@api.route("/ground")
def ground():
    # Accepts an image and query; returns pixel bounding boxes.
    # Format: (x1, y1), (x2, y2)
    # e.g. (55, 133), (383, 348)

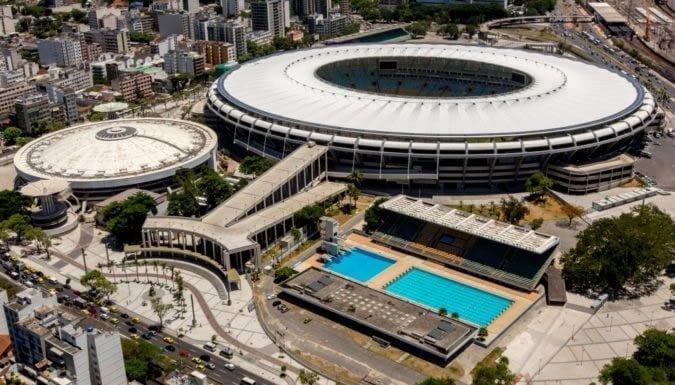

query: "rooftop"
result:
(216, 44), (643, 138)
(281, 267), (476, 359)
(380, 196), (559, 254)
(588, 2), (628, 24)
(20, 179), (70, 197)
(202, 144), (328, 227)
(14, 118), (217, 184)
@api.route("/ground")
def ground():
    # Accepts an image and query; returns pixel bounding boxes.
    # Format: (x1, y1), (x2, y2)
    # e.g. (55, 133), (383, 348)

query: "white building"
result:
(182, 0), (200, 13)
(0, 69), (25, 87)
(38, 38), (84, 67)
(247, 29), (273, 45)
(0, 81), (34, 114)
(0, 5), (16, 36)
(0, 45), (22, 71)
(0, 289), (127, 385)
(150, 34), (178, 57)
(88, 7), (122, 29)
(49, 66), (94, 91)
(220, 0), (245, 17)
(164, 50), (204, 76)
(250, 0), (285, 37)
(225, 20), (247, 57)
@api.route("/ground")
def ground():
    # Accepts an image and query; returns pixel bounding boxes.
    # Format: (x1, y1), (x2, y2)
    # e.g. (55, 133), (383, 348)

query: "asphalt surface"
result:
(551, 0), (673, 115)
(0, 261), (276, 385)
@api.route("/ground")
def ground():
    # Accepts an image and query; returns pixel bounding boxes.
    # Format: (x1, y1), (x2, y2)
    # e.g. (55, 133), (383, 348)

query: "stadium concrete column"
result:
(209, 148), (217, 169)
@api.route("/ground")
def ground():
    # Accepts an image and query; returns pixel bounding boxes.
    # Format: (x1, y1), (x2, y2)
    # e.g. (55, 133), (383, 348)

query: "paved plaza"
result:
(503, 276), (674, 385)
(16, 223), (323, 385)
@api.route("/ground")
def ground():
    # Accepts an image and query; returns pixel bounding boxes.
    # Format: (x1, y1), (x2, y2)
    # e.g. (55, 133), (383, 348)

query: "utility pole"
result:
(81, 248), (88, 273)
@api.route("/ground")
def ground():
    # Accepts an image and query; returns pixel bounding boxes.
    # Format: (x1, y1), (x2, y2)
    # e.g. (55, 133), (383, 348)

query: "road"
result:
(550, 0), (673, 115)
(0, 258), (277, 385)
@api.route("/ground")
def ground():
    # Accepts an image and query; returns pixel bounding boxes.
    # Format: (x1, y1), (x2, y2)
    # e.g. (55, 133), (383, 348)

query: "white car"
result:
(224, 363), (236, 371)
(205, 362), (215, 370)
(266, 294), (276, 300)
(100, 313), (111, 321)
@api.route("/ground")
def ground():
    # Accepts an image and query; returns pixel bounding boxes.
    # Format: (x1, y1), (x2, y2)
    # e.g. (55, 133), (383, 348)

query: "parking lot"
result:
(634, 132), (675, 190)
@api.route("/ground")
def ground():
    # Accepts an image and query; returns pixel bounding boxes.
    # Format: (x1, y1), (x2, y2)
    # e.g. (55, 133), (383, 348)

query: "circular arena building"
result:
(207, 44), (659, 192)
(14, 118), (218, 200)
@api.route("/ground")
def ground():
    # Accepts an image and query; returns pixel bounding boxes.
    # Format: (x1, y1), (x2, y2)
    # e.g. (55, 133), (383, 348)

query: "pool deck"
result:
(296, 233), (542, 343)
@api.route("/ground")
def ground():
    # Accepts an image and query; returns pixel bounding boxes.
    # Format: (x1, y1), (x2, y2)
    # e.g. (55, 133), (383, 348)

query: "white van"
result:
(99, 307), (110, 315)
(203, 342), (217, 352)
(240, 377), (256, 385)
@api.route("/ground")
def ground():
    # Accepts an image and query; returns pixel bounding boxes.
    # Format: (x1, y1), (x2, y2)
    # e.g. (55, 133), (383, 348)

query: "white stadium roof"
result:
(14, 118), (217, 188)
(217, 44), (644, 138)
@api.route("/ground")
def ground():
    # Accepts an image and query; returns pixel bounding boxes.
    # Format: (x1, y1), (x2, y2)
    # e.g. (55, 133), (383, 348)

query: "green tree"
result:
(464, 24), (478, 37)
(150, 297), (173, 331)
(561, 204), (675, 292)
(70, 8), (87, 23)
(298, 369), (319, 385)
(364, 197), (388, 230)
(129, 31), (153, 43)
(15, 137), (34, 147)
(472, 356), (515, 385)
(417, 378), (455, 385)
(102, 193), (157, 245)
(2, 127), (22, 145)
(561, 204), (585, 226)
(0, 190), (31, 221)
(293, 204), (326, 235)
(196, 169), (233, 207)
(124, 358), (149, 382)
(442, 23), (460, 39)
(167, 191), (198, 217)
(274, 266), (297, 283)
(525, 171), (553, 201)
(599, 358), (651, 385)
(347, 170), (364, 187)
(80, 270), (117, 301)
(529, 217), (544, 230)
(238, 155), (276, 176)
(499, 196), (529, 224)
(121, 338), (167, 381)
(633, 329), (674, 375)
(406, 21), (429, 37)
(1, 214), (32, 242)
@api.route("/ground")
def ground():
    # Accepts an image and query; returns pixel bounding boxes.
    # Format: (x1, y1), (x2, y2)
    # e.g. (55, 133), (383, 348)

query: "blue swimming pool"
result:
(385, 268), (512, 327)
(323, 248), (395, 282)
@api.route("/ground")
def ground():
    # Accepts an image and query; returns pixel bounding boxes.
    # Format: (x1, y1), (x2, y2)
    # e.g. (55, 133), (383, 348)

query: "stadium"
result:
(207, 43), (659, 192)
(13, 118), (218, 200)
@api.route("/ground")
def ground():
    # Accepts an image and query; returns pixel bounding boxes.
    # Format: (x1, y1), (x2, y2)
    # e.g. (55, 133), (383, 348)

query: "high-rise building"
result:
(0, 70), (25, 87)
(37, 37), (84, 66)
(15, 94), (51, 133)
(87, 8), (122, 30)
(195, 41), (236, 65)
(164, 50), (204, 76)
(251, 0), (285, 37)
(49, 66), (93, 91)
(182, 0), (200, 13)
(225, 20), (247, 57)
(0, 5), (15, 36)
(84, 29), (129, 53)
(47, 86), (79, 123)
(308, 12), (345, 37)
(220, 0), (245, 17)
(150, 34), (178, 56)
(0, 81), (34, 114)
(1, 289), (127, 385)
(111, 72), (153, 102)
(158, 12), (193, 38)
(0, 45), (21, 71)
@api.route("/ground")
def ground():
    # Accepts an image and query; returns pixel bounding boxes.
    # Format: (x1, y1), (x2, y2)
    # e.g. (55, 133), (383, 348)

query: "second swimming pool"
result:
(323, 247), (395, 282)
(385, 268), (513, 327)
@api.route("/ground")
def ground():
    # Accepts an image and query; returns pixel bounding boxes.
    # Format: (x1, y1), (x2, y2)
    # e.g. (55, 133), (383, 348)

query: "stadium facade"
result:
(206, 44), (660, 192)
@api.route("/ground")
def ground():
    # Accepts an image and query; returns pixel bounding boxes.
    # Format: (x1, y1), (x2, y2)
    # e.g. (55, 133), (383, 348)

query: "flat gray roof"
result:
(202, 144), (327, 227)
(588, 2), (628, 23)
(282, 267), (476, 360)
(144, 181), (345, 252)
(380, 195), (559, 254)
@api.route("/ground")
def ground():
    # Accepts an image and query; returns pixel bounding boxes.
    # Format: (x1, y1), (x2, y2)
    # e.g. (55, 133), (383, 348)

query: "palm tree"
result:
(170, 266), (176, 290)
(143, 260), (148, 276)
(108, 261), (117, 283)
(152, 260), (159, 283)
(134, 258), (140, 281)
(118, 261), (128, 283)
(347, 170), (364, 187)
(161, 262), (168, 285)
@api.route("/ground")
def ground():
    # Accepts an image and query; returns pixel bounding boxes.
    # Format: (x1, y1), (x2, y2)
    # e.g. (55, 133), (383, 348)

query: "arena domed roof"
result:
(14, 119), (218, 191)
(214, 43), (645, 138)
